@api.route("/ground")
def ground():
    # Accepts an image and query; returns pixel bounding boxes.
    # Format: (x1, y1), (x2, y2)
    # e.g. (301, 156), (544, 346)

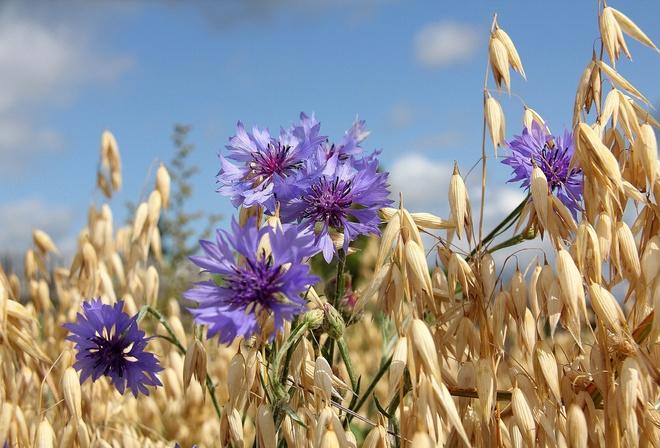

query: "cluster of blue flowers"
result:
(63, 113), (391, 399)
(186, 113), (391, 342)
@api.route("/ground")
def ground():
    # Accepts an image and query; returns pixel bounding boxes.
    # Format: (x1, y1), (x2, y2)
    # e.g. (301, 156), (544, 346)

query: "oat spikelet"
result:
(156, 163), (171, 209)
(511, 386), (536, 446)
(615, 221), (641, 281)
(494, 26), (525, 79)
(475, 358), (495, 423)
(530, 164), (549, 227)
(485, 93), (506, 152)
(600, 7), (630, 64)
(33, 229), (58, 255)
(489, 32), (511, 92)
(597, 60), (650, 105)
(567, 404), (588, 448)
(588, 282), (626, 334)
(449, 162), (470, 240)
(405, 239), (433, 295)
(62, 367), (82, 420)
(523, 106), (547, 132)
(36, 418), (55, 448)
(638, 123), (657, 186)
(609, 7), (658, 52)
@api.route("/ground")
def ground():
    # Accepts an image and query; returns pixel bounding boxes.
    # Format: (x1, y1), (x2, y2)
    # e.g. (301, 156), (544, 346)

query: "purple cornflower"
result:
(326, 117), (370, 160)
(502, 122), (583, 216)
(217, 113), (326, 212)
(64, 299), (162, 397)
(184, 218), (319, 344)
(282, 151), (392, 262)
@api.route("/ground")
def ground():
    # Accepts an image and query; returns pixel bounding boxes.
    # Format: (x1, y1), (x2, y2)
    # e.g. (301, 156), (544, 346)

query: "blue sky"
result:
(1, 0), (658, 256)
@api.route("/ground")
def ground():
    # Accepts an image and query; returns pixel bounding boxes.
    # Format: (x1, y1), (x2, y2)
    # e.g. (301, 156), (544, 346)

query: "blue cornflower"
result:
(281, 151), (392, 262)
(63, 299), (162, 397)
(184, 218), (319, 344)
(326, 117), (370, 160)
(217, 113), (326, 212)
(502, 122), (583, 216)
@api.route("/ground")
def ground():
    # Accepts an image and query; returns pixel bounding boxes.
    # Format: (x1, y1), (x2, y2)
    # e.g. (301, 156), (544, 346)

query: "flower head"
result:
(64, 299), (162, 397)
(281, 152), (391, 262)
(184, 218), (319, 344)
(326, 117), (370, 159)
(502, 122), (583, 216)
(217, 113), (326, 212)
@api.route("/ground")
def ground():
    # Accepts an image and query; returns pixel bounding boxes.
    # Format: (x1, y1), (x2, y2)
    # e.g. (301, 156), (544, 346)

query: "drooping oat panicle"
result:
(494, 26), (525, 79)
(600, 6), (631, 64)
(601, 6), (658, 65)
(488, 21), (525, 93)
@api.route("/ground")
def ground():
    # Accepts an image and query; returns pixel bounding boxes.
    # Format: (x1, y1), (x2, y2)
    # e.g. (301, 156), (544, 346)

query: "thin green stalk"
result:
(468, 195), (529, 261)
(334, 249), (347, 307)
(337, 338), (359, 392)
(337, 336), (360, 427)
(274, 321), (309, 387)
(140, 305), (222, 420)
(347, 353), (393, 423)
(325, 249), (347, 362)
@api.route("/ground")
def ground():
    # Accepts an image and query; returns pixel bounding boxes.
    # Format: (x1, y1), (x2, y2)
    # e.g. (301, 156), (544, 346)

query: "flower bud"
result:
(322, 304), (345, 339)
(303, 309), (324, 330)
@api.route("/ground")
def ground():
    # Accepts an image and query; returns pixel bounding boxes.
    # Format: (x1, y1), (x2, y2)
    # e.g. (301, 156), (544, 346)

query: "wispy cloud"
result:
(414, 21), (481, 68)
(389, 153), (451, 213)
(171, 0), (394, 29)
(0, 3), (132, 174)
(0, 198), (75, 256)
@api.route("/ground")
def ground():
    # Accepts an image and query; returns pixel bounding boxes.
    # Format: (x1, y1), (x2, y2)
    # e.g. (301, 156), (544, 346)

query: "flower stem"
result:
(347, 353), (393, 423)
(334, 249), (347, 307)
(336, 336), (360, 427)
(140, 305), (222, 420)
(272, 320), (310, 387)
(468, 194), (529, 261)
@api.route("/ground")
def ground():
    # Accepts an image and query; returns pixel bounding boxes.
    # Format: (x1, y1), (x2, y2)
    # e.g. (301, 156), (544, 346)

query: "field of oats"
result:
(1, 2), (659, 447)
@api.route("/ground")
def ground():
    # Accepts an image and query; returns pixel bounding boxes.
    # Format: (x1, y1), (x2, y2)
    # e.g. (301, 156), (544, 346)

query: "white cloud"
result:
(0, 198), (75, 256)
(414, 21), (480, 68)
(481, 187), (526, 221)
(389, 153), (451, 213)
(0, 5), (132, 173)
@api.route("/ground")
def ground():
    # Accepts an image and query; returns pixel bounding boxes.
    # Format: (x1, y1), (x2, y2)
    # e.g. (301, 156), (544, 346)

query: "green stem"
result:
(337, 336), (360, 428)
(141, 305), (222, 420)
(337, 338), (359, 392)
(271, 320), (310, 431)
(347, 353), (393, 423)
(271, 321), (310, 386)
(468, 195), (529, 260)
(325, 249), (347, 362)
(277, 321), (308, 386)
(334, 249), (347, 307)
(485, 232), (528, 254)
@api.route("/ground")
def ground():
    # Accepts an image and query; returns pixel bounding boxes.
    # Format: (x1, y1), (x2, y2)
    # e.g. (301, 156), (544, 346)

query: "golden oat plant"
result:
(0, 1), (658, 447)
